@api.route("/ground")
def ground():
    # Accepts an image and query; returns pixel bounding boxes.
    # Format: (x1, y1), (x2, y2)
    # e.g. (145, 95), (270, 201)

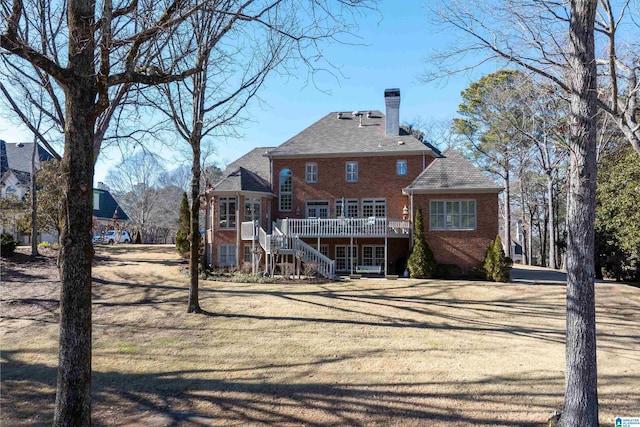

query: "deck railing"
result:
(275, 217), (410, 238)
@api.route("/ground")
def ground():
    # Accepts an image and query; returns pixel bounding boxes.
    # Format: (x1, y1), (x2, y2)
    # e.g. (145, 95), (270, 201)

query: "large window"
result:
(362, 245), (385, 266)
(335, 199), (359, 217)
(345, 162), (358, 182)
(305, 163), (318, 183)
(218, 244), (236, 266)
(279, 169), (292, 211)
(218, 197), (237, 229)
(430, 200), (476, 230)
(306, 200), (329, 218)
(396, 160), (407, 176)
(362, 199), (386, 217)
(244, 197), (261, 222)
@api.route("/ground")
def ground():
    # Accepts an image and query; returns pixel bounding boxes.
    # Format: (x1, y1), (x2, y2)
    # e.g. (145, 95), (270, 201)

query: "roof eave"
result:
(403, 187), (504, 195)
(267, 148), (432, 159)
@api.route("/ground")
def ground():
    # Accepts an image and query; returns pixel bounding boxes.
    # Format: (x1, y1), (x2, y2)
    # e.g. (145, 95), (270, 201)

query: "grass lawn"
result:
(1, 245), (639, 426)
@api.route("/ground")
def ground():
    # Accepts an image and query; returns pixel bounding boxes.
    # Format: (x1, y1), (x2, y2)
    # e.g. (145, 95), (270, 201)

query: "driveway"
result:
(510, 264), (608, 285)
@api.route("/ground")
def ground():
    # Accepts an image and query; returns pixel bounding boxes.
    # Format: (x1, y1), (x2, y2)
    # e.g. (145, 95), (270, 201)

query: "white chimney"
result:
(384, 88), (400, 136)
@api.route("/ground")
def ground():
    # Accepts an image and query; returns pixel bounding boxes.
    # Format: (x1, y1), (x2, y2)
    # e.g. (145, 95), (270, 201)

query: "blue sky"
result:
(0, 1), (493, 183)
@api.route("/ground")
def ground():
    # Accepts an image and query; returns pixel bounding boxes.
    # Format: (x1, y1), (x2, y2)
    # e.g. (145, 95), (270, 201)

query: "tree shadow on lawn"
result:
(3, 348), (639, 427)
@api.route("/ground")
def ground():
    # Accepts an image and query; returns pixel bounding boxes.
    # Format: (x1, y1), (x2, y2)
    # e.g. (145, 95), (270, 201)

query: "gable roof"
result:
(93, 188), (129, 221)
(1, 140), (54, 186)
(404, 150), (503, 194)
(211, 147), (274, 194)
(266, 111), (434, 158)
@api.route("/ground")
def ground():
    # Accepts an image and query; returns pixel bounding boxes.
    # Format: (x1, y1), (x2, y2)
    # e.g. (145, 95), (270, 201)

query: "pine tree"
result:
(407, 208), (437, 278)
(175, 192), (190, 256)
(483, 235), (511, 282)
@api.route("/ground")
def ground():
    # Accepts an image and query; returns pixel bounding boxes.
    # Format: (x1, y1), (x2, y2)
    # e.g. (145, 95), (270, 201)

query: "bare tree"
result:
(1, 0), (207, 423)
(105, 150), (165, 242)
(424, 0), (640, 157)
(424, 1), (601, 423)
(148, 0), (377, 313)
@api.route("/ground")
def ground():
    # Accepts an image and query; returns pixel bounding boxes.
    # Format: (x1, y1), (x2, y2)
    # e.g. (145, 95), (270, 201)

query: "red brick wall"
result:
(271, 154), (431, 218)
(412, 192), (499, 271)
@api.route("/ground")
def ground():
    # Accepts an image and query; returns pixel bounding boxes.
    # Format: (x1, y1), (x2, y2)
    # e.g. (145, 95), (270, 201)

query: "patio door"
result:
(306, 201), (329, 218)
(335, 245), (357, 272)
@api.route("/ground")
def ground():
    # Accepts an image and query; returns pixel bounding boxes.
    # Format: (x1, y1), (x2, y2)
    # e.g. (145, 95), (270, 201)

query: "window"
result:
(218, 244), (236, 266)
(244, 197), (261, 222)
(93, 192), (100, 210)
(306, 200), (329, 218)
(279, 169), (292, 211)
(362, 245), (385, 266)
(218, 197), (237, 229)
(345, 162), (358, 182)
(305, 163), (318, 183)
(243, 245), (252, 263)
(396, 160), (407, 176)
(335, 199), (359, 217)
(362, 199), (386, 217)
(430, 200), (476, 230)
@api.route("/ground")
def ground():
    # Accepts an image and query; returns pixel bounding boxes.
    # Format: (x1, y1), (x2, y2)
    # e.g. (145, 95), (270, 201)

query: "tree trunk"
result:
(30, 139), (39, 258)
(187, 140), (202, 313)
(503, 171), (512, 257)
(559, 0), (599, 425)
(547, 172), (557, 269)
(52, 0), (96, 424)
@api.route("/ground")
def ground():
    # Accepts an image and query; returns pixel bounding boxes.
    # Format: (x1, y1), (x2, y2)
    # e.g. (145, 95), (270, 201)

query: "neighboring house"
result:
(1, 139), (54, 242)
(1, 140), (53, 200)
(204, 89), (502, 278)
(92, 188), (129, 234)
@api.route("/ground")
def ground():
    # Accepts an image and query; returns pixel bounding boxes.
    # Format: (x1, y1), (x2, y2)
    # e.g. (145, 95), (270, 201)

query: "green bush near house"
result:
(1, 233), (18, 257)
(482, 235), (512, 282)
(407, 208), (437, 279)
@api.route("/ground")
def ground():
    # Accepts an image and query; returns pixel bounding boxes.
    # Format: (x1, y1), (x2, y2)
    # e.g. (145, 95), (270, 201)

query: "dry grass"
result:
(2, 245), (639, 426)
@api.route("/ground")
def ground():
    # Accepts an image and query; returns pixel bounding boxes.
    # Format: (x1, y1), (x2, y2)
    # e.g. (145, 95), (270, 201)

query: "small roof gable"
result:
(266, 111), (433, 158)
(404, 149), (503, 194)
(213, 167), (272, 194)
(93, 188), (129, 221)
(1, 140), (53, 176)
(221, 147), (273, 184)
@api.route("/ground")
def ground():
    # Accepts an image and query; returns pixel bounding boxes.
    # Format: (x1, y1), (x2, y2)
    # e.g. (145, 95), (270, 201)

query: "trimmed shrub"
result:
(482, 235), (512, 282)
(1, 233), (18, 257)
(407, 208), (437, 278)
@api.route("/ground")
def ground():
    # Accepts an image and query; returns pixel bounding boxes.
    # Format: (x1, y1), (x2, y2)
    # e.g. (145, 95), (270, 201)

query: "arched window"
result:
(279, 169), (292, 211)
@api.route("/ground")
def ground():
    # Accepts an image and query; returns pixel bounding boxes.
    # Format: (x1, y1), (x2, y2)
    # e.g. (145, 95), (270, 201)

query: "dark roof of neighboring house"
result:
(211, 147), (274, 194)
(1, 140), (54, 186)
(93, 188), (129, 221)
(266, 111), (434, 158)
(404, 149), (503, 193)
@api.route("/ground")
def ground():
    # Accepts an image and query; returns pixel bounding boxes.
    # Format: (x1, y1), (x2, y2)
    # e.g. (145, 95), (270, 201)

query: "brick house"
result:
(204, 89), (502, 277)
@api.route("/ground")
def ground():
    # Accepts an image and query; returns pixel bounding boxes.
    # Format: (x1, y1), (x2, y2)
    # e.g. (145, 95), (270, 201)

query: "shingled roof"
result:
(404, 150), (502, 194)
(267, 111), (434, 158)
(93, 188), (129, 221)
(212, 147), (274, 194)
(1, 140), (54, 186)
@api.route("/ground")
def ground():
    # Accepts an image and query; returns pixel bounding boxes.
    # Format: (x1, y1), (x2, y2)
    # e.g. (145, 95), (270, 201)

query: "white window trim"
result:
(218, 244), (236, 266)
(430, 199), (477, 231)
(345, 162), (358, 183)
(396, 160), (407, 176)
(305, 162), (318, 183)
(219, 197), (237, 230)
